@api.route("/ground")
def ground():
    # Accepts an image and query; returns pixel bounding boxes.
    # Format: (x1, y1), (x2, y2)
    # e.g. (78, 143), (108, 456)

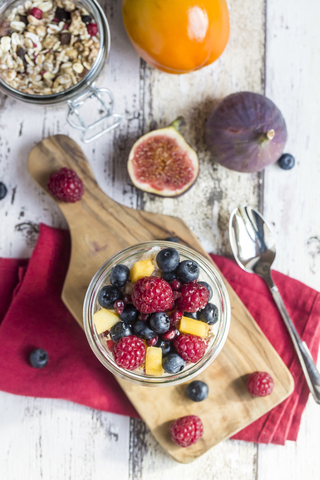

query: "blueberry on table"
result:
(176, 260), (199, 283)
(110, 264), (130, 287)
(29, 349), (49, 369)
(98, 285), (123, 308)
(163, 353), (185, 374)
(149, 312), (170, 334)
(120, 304), (139, 323)
(278, 153), (295, 170)
(156, 247), (180, 272)
(110, 322), (133, 342)
(197, 281), (213, 301)
(0, 182), (7, 200)
(161, 270), (177, 282)
(186, 380), (209, 402)
(165, 237), (179, 243)
(156, 339), (171, 356)
(133, 320), (157, 340)
(198, 303), (219, 325)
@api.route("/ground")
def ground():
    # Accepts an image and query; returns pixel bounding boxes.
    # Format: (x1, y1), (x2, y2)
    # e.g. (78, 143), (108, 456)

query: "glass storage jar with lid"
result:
(0, 0), (121, 142)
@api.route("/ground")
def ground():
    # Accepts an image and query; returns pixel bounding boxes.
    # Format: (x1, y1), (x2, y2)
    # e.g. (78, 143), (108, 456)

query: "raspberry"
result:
(246, 371), (274, 397)
(47, 167), (84, 203)
(132, 277), (173, 314)
(29, 7), (43, 19)
(113, 335), (146, 371)
(173, 334), (207, 363)
(87, 23), (98, 36)
(170, 415), (204, 448)
(176, 282), (209, 312)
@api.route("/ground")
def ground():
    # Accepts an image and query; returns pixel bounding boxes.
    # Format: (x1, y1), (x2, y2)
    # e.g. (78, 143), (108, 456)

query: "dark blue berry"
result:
(278, 153), (295, 170)
(54, 7), (70, 21)
(81, 14), (92, 24)
(156, 339), (171, 356)
(120, 304), (139, 323)
(186, 381), (209, 402)
(197, 281), (213, 300)
(0, 182), (7, 200)
(184, 311), (199, 320)
(163, 353), (185, 374)
(198, 303), (219, 325)
(149, 312), (170, 334)
(156, 248), (180, 272)
(176, 260), (199, 283)
(98, 285), (123, 308)
(165, 237), (179, 243)
(161, 270), (177, 282)
(110, 322), (132, 342)
(110, 264), (130, 287)
(133, 320), (157, 340)
(29, 349), (49, 369)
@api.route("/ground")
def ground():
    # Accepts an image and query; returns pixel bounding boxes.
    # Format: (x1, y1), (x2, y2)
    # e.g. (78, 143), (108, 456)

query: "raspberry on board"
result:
(113, 335), (146, 371)
(131, 276), (174, 314)
(47, 167), (84, 203)
(170, 415), (204, 447)
(246, 371), (274, 397)
(176, 282), (209, 313)
(173, 334), (207, 363)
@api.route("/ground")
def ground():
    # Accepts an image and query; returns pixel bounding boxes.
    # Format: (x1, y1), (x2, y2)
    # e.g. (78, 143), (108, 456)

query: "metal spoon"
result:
(229, 205), (320, 404)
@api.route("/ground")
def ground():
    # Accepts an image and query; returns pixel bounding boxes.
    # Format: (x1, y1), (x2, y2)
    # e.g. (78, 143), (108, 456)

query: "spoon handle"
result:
(270, 285), (320, 404)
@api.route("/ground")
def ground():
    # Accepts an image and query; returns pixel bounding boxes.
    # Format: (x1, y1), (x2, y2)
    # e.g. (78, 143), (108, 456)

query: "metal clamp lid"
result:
(67, 85), (122, 143)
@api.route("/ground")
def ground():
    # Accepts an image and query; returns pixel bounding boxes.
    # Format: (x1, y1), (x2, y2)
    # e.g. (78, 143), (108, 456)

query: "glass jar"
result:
(83, 241), (231, 387)
(0, 0), (121, 142)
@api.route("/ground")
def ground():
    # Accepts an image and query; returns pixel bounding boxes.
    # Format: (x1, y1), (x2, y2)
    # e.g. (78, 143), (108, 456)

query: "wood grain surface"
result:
(28, 134), (294, 463)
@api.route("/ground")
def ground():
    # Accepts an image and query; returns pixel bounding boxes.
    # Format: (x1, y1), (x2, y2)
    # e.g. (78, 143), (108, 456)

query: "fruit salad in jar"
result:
(86, 242), (229, 383)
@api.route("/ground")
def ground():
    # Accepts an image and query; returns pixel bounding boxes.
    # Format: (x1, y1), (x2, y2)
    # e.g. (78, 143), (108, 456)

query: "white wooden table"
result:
(1, 1), (320, 478)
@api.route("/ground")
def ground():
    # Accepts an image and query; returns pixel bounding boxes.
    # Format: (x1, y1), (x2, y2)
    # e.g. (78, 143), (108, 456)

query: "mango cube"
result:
(145, 347), (163, 376)
(179, 316), (210, 338)
(130, 259), (154, 283)
(93, 308), (120, 335)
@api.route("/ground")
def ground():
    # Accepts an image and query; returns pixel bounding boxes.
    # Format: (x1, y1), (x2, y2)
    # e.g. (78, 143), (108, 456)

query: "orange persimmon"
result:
(122, 0), (230, 74)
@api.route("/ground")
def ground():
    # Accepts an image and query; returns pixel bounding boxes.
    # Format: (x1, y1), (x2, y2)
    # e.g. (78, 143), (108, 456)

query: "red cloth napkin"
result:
(0, 224), (320, 445)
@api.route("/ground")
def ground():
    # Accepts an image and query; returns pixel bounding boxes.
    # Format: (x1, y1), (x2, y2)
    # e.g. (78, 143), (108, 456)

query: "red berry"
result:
(170, 415), (204, 448)
(132, 277), (173, 314)
(169, 308), (183, 326)
(176, 282), (209, 312)
(173, 334), (207, 363)
(162, 327), (179, 342)
(114, 300), (125, 315)
(147, 335), (158, 346)
(107, 339), (114, 351)
(47, 167), (84, 203)
(123, 294), (132, 304)
(87, 23), (98, 36)
(170, 279), (182, 291)
(246, 371), (274, 397)
(113, 335), (146, 371)
(29, 7), (43, 19)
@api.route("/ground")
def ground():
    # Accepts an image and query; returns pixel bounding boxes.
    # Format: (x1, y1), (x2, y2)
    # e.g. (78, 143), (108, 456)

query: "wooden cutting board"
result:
(28, 135), (294, 463)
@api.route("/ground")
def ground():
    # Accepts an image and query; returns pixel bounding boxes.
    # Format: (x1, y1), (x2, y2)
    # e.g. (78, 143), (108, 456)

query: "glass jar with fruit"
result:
(83, 241), (231, 387)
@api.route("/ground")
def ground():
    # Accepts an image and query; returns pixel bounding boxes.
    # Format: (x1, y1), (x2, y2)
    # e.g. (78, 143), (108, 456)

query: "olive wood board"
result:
(28, 135), (294, 464)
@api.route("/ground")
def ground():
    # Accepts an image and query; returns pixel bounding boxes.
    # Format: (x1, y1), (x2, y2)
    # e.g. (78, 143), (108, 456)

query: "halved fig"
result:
(127, 118), (199, 197)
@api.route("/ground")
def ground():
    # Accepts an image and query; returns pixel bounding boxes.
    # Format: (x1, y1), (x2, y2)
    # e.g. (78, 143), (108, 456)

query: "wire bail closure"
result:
(67, 85), (122, 143)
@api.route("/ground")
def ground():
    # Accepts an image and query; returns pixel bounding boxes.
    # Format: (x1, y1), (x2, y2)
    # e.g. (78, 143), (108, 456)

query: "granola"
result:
(0, 0), (100, 95)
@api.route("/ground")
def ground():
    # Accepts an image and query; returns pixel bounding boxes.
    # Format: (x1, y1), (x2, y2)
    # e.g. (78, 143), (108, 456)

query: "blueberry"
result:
(198, 281), (213, 300)
(29, 349), (49, 369)
(278, 153), (295, 170)
(161, 270), (177, 282)
(163, 353), (185, 374)
(198, 303), (219, 325)
(0, 182), (7, 200)
(82, 15), (92, 24)
(165, 237), (179, 243)
(110, 264), (130, 287)
(110, 322), (132, 342)
(98, 285), (123, 308)
(133, 320), (157, 340)
(149, 312), (170, 334)
(54, 7), (70, 21)
(156, 339), (171, 356)
(156, 248), (180, 272)
(186, 381), (209, 402)
(184, 311), (199, 319)
(120, 304), (139, 323)
(176, 260), (199, 283)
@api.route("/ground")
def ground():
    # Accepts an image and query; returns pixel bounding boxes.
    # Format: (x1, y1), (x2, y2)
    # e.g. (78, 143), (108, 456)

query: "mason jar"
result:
(83, 241), (231, 387)
(0, 0), (121, 142)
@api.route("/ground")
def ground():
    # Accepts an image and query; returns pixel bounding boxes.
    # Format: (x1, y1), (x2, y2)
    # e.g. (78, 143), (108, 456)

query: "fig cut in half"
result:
(128, 118), (199, 197)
